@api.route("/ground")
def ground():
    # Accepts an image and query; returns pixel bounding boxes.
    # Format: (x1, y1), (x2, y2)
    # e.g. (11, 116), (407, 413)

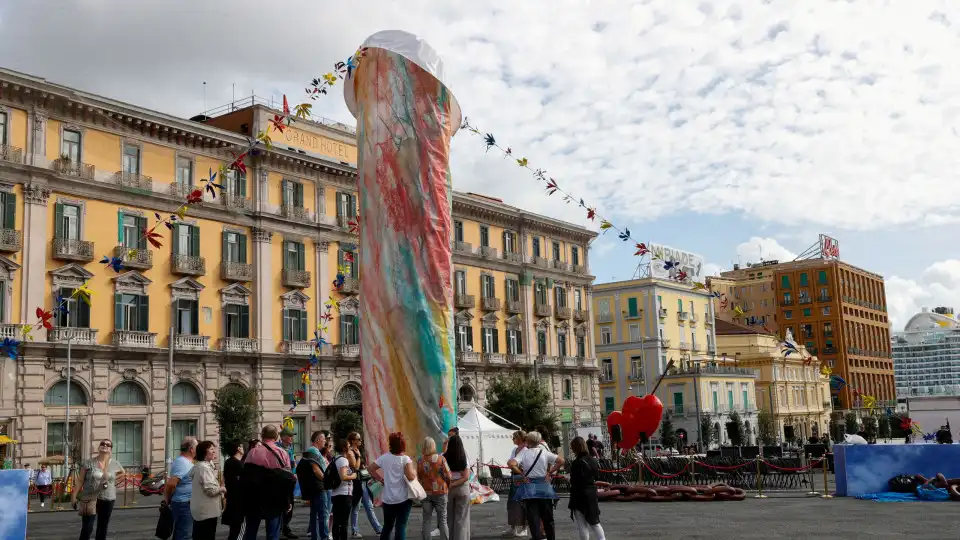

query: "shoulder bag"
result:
(404, 457), (427, 502)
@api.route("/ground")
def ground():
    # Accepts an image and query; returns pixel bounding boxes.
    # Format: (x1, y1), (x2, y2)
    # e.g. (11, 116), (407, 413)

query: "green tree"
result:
(756, 409), (776, 446)
(862, 416), (878, 441)
(845, 412), (860, 435)
(659, 416), (677, 450)
(699, 413), (714, 449)
(212, 385), (260, 450)
(726, 411), (746, 446)
(486, 375), (558, 439)
(878, 414), (891, 440)
(331, 409), (363, 443)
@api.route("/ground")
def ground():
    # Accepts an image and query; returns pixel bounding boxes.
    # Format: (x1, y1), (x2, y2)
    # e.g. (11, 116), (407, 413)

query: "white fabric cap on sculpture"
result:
(343, 29), (462, 131)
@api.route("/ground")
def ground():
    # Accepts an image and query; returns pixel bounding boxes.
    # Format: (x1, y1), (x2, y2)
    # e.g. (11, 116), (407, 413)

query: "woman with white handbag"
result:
(369, 432), (420, 540)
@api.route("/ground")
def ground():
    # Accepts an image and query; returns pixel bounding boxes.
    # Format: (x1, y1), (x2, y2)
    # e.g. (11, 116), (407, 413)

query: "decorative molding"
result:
(556, 320), (570, 333)
(118, 207), (145, 217)
(481, 312), (499, 329)
(252, 227), (273, 243)
(220, 282), (252, 306)
(60, 366), (79, 380)
(24, 184), (51, 205)
(535, 318), (551, 330)
(317, 241), (330, 253)
(49, 262), (91, 289)
(222, 225), (245, 234)
(574, 322), (588, 337)
(228, 371), (246, 384)
(339, 296), (359, 316)
(170, 276), (205, 301)
(113, 270), (152, 295)
(505, 315), (523, 330)
(281, 289), (310, 310)
(122, 368), (139, 381)
(454, 309), (474, 326)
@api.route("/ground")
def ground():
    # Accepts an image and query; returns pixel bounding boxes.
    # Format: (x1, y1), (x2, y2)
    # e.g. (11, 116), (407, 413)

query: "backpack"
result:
(323, 457), (342, 491)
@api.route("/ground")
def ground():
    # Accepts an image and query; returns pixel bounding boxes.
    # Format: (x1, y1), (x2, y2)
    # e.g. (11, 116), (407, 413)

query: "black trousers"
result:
(193, 517), (219, 540)
(78, 499), (115, 540)
(524, 498), (555, 540)
(283, 492), (294, 532)
(226, 520), (245, 540)
(332, 495), (352, 540)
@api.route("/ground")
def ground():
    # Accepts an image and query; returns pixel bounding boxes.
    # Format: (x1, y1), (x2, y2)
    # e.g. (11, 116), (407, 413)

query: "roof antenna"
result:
(202, 82), (206, 113)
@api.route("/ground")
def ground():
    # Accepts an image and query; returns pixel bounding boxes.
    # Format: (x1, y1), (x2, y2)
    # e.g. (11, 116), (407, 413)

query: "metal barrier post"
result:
(638, 456), (644, 486)
(131, 474), (138, 506)
(753, 457), (767, 499)
(122, 475), (129, 508)
(806, 454), (819, 496)
(689, 457), (695, 485)
(820, 457), (833, 498)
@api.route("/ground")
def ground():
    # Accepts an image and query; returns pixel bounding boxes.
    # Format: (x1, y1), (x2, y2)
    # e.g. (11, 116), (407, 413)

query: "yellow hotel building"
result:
(0, 68), (599, 469)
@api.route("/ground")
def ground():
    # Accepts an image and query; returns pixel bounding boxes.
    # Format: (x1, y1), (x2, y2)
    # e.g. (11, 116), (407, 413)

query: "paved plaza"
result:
(25, 495), (960, 539)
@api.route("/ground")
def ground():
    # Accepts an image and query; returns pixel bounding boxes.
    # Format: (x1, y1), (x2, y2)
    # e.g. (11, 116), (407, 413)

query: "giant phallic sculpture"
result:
(345, 30), (462, 459)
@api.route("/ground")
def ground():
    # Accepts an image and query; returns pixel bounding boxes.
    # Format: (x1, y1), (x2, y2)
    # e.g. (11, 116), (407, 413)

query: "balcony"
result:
(624, 310), (642, 320)
(677, 311), (689, 321)
(484, 353), (506, 364)
(334, 344), (360, 358)
(47, 327), (98, 345)
(799, 297), (813, 305)
(573, 264), (586, 274)
(535, 303), (552, 318)
(481, 297), (501, 311)
(551, 260), (569, 271)
(457, 351), (482, 364)
(537, 355), (558, 366)
(573, 309), (589, 322)
(780, 299), (794, 306)
(530, 256), (548, 268)
(561, 356), (578, 367)
(115, 171), (153, 191)
(0, 145), (22, 164)
(599, 373), (614, 383)
(174, 334), (210, 351)
(281, 204), (313, 223)
(507, 354), (532, 365)
(581, 357), (598, 368)
(454, 293), (475, 309)
(818, 295), (833, 303)
(112, 330), (157, 348)
(53, 238), (94, 262)
(0, 229), (22, 252)
(453, 241), (472, 254)
(341, 276), (360, 294)
(281, 341), (317, 355)
(220, 261), (254, 281)
(660, 339), (671, 348)
(52, 159), (94, 180)
(479, 246), (498, 259)
(169, 182), (195, 198)
(667, 406), (686, 417)
(597, 313), (613, 323)
(171, 254), (206, 276)
(502, 251), (522, 263)
(807, 346), (819, 355)
(658, 308), (668, 319)
(282, 269), (311, 289)
(221, 192), (252, 211)
(220, 337), (258, 353)
(506, 299), (522, 314)
(0, 324), (18, 339)
(113, 246), (152, 270)
(679, 342), (691, 351)
(555, 306), (572, 319)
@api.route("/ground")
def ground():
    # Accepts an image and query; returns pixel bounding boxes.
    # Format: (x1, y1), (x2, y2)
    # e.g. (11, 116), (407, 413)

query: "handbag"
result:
(512, 450), (557, 502)
(406, 477), (427, 502)
(76, 499), (97, 517)
(155, 503), (174, 539)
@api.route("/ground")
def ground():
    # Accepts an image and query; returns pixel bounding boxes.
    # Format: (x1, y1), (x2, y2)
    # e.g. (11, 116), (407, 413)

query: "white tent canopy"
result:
(457, 406), (516, 477)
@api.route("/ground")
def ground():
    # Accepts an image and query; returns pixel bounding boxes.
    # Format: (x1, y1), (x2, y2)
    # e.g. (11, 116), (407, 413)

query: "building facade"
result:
(714, 320), (832, 442)
(712, 258), (894, 409)
(893, 307), (960, 398)
(0, 68), (599, 470)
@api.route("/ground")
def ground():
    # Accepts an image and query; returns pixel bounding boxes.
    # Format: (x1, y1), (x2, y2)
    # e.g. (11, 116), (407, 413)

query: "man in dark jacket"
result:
(241, 425), (295, 540)
(297, 431), (329, 540)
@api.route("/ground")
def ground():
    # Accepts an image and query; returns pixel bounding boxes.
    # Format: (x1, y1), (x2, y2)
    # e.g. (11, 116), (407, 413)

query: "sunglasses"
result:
(100, 442), (112, 448)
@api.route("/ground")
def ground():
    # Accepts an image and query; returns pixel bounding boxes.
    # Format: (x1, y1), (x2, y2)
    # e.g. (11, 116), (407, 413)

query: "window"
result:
(290, 417), (306, 456)
(537, 331), (547, 355)
(455, 270), (466, 296)
(507, 329), (523, 354)
(283, 309), (308, 341)
(557, 333), (567, 356)
(742, 383), (750, 409)
(45, 381), (88, 406)
(46, 421), (82, 461)
(62, 129), (82, 164)
(781, 275), (791, 289)
(172, 382), (201, 405)
(535, 281), (548, 305)
(598, 299), (611, 321)
(627, 297), (639, 318)
(601, 359), (613, 381)
(657, 295), (663, 310)
(691, 329), (697, 350)
(532, 237), (541, 258)
(481, 274), (496, 298)
(505, 278), (519, 302)
(580, 377), (590, 399)
(631, 356), (643, 380)
(0, 112), (5, 145)
(479, 225), (489, 247)
(122, 143), (140, 175)
(174, 223), (199, 256)
(727, 384), (734, 409)
(673, 392), (683, 413)
(119, 213), (147, 250)
(456, 324), (473, 352)
(576, 335), (585, 357)
(56, 287), (90, 328)
(555, 286), (567, 308)
(282, 370), (302, 405)
(824, 323), (833, 336)
(176, 299), (198, 335)
(600, 327), (611, 345)
(783, 292), (792, 304)
(110, 382), (147, 405)
(799, 273), (808, 286)
(552, 242), (561, 260)
(454, 221), (463, 242)
(336, 192), (356, 218)
(711, 384), (719, 411)
(605, 396), (615, 414)
(170, 420), (198, 459)
(176, 157), (193, 187)
(337, 249), (358, 278)
(563, 378), (572, 399)
(54, 202), (80, 241)
(481, 327), (499, 353)
(822, 307), (831, 316)
(574, 289), (582, 310)
(819, 287), (828, 299)
(571, 247), (580, 267)
(677, 298), (683, 312)
(802, 308), (811, 317)
(225, 169), (247, 196)
(112, 420), (144, 467)
(503, 231), (515, 253)
(115, 293), (149, 332)
(784, 310), (792, 319)
(282, 179), (305, 208)
(340, 315), (359, 345)
(629, 323), (641, 342)
(223, 232), (247, 263)
(224, 303), (250, 338)
(802, 324), (813, 338)
(818, 271), (828, 284)
(285, 241), (306, 272)
(689, 300), (695, 315)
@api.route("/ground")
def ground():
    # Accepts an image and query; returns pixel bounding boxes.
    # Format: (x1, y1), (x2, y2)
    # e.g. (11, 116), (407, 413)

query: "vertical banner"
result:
(346, 30), (461, 460)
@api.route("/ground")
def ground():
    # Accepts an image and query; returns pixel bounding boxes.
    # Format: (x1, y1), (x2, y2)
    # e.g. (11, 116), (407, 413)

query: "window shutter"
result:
(282, 309), (291, 341)
(340, 318), (347, 344)
(114, 293), (123, 330)
(517, 330), (523, 354)
(237, 173), (247, 197)
(493, 329), (499, 353)
(295, 183), (304, 207)
(137, 216), (147, 249)
(282, 180), (290, 207)
(350, 252), (358, 277)
(299, 309), (308, 341)
(2, 192), (14, 230)
(282, 241), (290, 270)
(466, 326), (473, 348)
(239, 234), (247, 263)
(190, 225), (200, 256)
(348, 194), (356, 217)
(239, 305), (250, 338)
(172, 223), (181, 255)
(502, 231), (507, 252)
(117, 211), (125, 244)
(221, 232), (228, 261)
(137, 295), (149, 331)
(455, 327), (463, 352)
(297, 242), (305, 270)
(78, 295), (90, 328)
(190, 300), (199, 335)
(54, 203), (64, 239)
(335, 192), (343, 216)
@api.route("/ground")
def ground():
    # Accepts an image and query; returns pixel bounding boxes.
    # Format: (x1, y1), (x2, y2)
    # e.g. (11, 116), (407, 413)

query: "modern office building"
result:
(893, 307), (960, 398)
(0, 67), (599, 469)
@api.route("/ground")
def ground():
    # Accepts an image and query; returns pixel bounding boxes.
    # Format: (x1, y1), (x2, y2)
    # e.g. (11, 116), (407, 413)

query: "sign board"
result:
(648, 243), (704, 282)
(819, 235), (840, 260)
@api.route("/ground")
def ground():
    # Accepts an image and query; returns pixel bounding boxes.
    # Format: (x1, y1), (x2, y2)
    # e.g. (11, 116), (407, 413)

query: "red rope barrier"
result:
(640, 461), (690, 479)
(598, 463), (638, 473)
(693, 461), (753, 470)
(759, 459), (823, 472)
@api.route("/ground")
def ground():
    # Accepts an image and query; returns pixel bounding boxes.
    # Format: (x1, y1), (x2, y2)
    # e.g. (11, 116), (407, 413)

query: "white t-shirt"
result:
(517, 447), (558, 478)
(331, 456), (353, 497)
(375, 453), (413, 505)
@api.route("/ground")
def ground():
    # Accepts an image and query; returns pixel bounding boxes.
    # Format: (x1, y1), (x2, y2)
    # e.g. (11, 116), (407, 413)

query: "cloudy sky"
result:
(2, 0), (959, 330)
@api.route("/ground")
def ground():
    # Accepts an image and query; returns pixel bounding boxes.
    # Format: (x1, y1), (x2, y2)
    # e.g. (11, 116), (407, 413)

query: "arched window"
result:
(458, 386), (475, 402)
(44, 381), (88, 406)
(336, 383), (361, 405)
(110, 381), (147, 406)
(172, 382), (201, 405)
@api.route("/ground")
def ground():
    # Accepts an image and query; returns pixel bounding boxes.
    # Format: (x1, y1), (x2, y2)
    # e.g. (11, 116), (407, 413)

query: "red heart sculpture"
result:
(606, 410), (624, 440)
(621, 394), (664, 449)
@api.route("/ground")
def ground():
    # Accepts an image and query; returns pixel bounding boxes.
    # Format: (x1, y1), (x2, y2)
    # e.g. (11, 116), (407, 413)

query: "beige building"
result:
(714, 319), (832, 442)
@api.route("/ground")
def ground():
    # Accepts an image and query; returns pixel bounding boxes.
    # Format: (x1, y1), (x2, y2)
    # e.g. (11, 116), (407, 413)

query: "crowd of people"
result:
(61, 424), (608, 540)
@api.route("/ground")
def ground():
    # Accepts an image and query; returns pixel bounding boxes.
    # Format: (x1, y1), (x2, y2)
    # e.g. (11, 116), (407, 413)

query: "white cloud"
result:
(886, 260), (960, 331)
(734, 237), (797, 266)
(3, 1), (960, 232)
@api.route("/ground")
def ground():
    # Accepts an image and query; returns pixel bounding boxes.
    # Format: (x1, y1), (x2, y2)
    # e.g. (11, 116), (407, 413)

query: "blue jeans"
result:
(243, 512), (283, 540)
(309, 492), (331, 540)
(351, 482), (382, 534)
(380, 500), (412, 540)
(170, 500), (193, 540)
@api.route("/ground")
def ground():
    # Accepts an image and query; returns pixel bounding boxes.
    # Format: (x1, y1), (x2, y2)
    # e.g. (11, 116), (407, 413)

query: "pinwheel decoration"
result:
(35, 308), (54, 330)
(830, 375), (847, 392)
(0, 337), (20, 359)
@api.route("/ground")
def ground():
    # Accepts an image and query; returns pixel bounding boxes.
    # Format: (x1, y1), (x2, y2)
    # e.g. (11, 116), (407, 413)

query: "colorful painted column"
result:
(345, 30), (461, 459)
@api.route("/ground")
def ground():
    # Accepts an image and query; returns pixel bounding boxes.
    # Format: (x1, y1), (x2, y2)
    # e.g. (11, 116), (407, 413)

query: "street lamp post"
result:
(63, 329), (74, 481)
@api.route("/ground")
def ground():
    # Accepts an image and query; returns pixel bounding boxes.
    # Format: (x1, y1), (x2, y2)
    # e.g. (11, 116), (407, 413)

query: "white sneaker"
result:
(40, 503), (44, 508)
(431, 530), (440, 537)
(514, 528), (529, 538)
